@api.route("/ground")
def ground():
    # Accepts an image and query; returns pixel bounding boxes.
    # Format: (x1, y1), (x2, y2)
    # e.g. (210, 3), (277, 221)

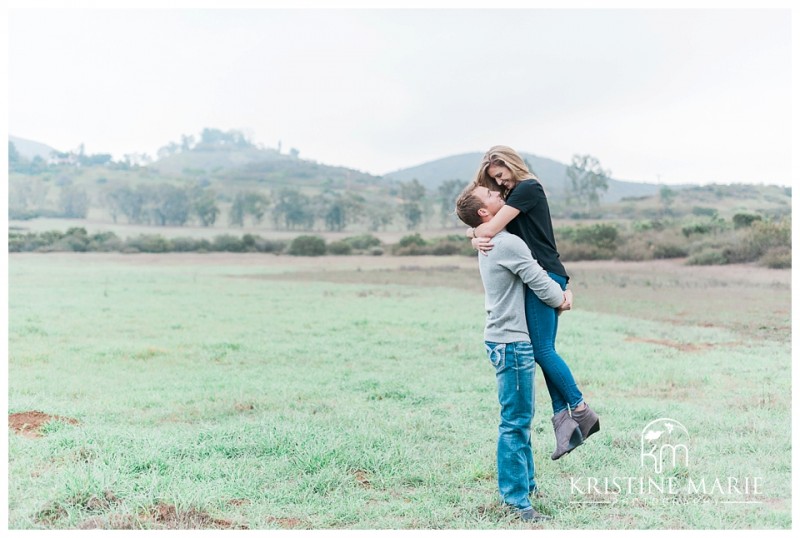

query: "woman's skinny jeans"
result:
(524, 272), (584, 415)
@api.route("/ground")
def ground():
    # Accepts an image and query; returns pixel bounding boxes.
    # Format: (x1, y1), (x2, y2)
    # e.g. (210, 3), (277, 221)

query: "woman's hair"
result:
(473, 145), (537, 198)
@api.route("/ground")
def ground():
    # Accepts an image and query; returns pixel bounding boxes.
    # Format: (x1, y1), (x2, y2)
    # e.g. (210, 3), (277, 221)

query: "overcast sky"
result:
(7, 5), (793, 185)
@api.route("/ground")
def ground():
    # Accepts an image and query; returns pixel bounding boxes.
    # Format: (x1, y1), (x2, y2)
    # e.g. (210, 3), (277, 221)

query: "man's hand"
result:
(556, 289), (573, 315)
(472, 236), (494, 256)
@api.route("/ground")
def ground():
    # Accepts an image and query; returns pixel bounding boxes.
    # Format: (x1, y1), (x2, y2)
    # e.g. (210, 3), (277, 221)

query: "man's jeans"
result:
(525, 272), (584, 415)
(485, 340), (536, 510)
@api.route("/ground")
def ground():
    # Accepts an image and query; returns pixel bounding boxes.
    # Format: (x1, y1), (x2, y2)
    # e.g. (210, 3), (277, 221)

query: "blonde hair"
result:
(474, 145), (537, 198)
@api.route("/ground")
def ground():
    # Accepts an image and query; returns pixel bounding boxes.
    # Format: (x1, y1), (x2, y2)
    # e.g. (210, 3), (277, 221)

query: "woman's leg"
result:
(524, 273), (584, 415)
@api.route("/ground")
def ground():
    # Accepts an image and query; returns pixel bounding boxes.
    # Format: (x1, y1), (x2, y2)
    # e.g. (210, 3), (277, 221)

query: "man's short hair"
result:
(455, 183), (484, 228)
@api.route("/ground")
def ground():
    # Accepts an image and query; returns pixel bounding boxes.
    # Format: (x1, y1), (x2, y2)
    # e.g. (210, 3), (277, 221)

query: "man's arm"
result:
(498, 237), (566, 309)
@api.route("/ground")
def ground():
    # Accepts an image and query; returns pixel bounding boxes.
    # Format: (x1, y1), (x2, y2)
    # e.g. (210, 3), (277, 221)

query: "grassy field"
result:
(7, 253), (791, 529)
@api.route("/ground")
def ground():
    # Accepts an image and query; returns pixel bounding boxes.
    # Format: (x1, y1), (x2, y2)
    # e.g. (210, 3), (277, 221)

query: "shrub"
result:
(691, 207), (719, 218)
(125, 234), (172, 253)
(343, 234), (382, 250)
(392, 244), (428, 256)
(681, 222), (713, 237)
(632, 220), (665, 232)
(687, 249), (728, 266)
(242, 234), (258, 251)
(727, 219), (791, 263)
(615, 237), (653, 261)
(254, 238), (287, 254)
(732, 213), (763, 229)
(44, 227), (91, 252)
(558, 242), (614, 261)
(288, 235), (326, 256)
(212, 234), (246, 252)
(652, 242), (689, 259)
(89, 231), (123, 252)
(429, 239), (461, 256)
(559, 223), (619, 250)
(327, 241), (353, 255)
(557, 223), (619, 261)
(760, 246), (791, 269)
(171, 237), (202, 252)
(397, 233), (427, 248)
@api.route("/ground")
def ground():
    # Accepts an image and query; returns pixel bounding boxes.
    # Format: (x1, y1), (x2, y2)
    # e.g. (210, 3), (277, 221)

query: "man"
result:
(455, 184), (573, 522)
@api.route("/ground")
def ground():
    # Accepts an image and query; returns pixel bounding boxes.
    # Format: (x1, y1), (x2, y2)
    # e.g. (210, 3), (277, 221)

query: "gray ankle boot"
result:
(551, 409), (583, 460)
(571, 403), (600, 440)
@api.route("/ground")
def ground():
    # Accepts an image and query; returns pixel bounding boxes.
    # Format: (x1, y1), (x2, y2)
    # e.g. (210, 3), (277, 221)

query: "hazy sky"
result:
(7, 5), (793, 185)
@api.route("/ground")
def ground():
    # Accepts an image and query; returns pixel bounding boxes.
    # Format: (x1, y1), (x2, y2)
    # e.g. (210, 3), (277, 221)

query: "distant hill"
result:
(150, 146), (286, 176)
(384, 151), (686, 203)
(148, 144), (393, 200)
(9, 135), (59, 160)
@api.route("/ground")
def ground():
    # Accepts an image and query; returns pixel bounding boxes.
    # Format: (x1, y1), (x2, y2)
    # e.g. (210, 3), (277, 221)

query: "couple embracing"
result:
(455, 145), (600, 522)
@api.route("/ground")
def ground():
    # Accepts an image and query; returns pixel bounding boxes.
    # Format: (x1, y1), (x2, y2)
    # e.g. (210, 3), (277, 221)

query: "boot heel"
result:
(551, 410), (584, 460)
(572, 403), (600, 440)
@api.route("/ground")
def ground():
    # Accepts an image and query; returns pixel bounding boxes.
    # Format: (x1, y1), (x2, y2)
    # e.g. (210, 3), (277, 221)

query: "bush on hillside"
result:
(732, 213), (763, 229)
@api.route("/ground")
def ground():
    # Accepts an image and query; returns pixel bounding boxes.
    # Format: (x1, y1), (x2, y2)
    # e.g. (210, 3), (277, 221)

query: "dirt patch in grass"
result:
(94, 503), (247, 529)
(625, 337), (714, 352)
(353, 469), (372, 489)
(9, 410), (80, 438)
(266, 516), (304, 529)
(144, 502), (246, 529)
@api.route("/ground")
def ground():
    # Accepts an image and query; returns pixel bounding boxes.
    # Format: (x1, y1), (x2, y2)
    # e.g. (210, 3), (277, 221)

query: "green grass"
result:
(7, 254), (791, 529)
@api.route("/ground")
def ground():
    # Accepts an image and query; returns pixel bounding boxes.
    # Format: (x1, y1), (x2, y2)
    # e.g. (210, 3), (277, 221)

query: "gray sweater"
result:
(478, 230), (564, 343)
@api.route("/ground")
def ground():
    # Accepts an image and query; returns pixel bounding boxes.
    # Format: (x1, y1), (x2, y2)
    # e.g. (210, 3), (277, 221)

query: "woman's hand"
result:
(472, 236), (494, 255)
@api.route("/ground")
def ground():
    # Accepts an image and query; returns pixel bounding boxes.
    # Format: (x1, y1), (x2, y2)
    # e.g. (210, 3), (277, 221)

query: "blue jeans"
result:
(485, 340), (537, 510)
(524, 272), (584, 415)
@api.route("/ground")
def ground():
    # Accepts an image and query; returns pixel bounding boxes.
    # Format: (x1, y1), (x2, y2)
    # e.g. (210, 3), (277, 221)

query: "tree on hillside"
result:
(197, 128), (255, 151)
(157, 141), (181, 159)
(121, 153), (152, 168)
(565, 154), (610, 210)
(190, 187), (220, 227)
(103, 185), (142, 223)
(659, 186), (677, 216)
(315, 189), (366, 232)
(437, 179), (469, 227)
(9, 177), (50, 213)
(58, 186), (90, 218)
(400, 179), (427, 230)
(272, 188), (315, 230)
(154, 184), (192, 226)
(229, 190), (270, 227)
(9, 141), (20, 167)
(365, 201), (395, 232)
(181, 134), (196, 152)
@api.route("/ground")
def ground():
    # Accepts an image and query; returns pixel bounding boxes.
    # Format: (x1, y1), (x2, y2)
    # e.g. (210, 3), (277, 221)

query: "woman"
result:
(465, 145), (599, 460)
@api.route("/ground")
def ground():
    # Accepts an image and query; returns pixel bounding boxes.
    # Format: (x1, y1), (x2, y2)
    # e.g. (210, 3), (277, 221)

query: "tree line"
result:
(9, 176), (474, 232)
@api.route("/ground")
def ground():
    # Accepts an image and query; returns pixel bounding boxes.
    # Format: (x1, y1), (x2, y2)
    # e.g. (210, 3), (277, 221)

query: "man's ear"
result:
(477, 207), (489, 218)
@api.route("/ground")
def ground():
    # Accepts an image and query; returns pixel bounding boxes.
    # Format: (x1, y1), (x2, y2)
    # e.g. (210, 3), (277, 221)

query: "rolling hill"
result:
(383, 151), (685, 203)
(9, 135), (60, 160)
